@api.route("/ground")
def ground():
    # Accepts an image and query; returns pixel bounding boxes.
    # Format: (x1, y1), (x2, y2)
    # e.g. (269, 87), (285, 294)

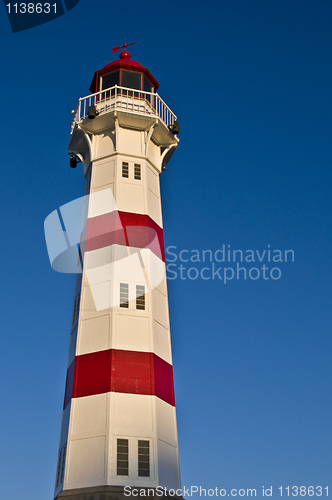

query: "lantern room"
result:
(69, 44), (179, 155)
(89, 49), (159, 95)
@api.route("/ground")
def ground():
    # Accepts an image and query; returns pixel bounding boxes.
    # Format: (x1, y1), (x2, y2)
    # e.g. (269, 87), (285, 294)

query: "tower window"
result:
(71, 294), (80, 328)
(120, 283), (129, 308)
(56, 449), (62, 487)
(85, 168), (91, 195)
(138, 440), (150, 477)
(60, 444), (66, 484)
(136, 285), (145, 310)
(134, 163), (141, 180)
(122, 162), (129, 178)
(117, 438), (129, 476)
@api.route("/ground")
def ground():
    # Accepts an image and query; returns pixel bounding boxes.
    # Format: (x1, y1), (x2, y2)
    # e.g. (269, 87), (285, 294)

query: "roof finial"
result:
(112, 38), (135, 59)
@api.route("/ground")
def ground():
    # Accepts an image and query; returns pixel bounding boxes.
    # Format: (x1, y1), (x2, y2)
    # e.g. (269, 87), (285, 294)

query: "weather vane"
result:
(112, 38), (135, 53)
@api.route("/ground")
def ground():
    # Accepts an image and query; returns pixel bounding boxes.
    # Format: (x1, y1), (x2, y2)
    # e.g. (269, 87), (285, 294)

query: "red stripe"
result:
(154, 354), (175, 404)
(111, 350), (153, 395)
(66, 349), (175, 407)
(84, 211), (165, 261)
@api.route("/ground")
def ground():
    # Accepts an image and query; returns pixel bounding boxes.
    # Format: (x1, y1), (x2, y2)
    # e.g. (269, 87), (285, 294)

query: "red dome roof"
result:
(101, 58), (143, 71)
(89, 52), (159, 93)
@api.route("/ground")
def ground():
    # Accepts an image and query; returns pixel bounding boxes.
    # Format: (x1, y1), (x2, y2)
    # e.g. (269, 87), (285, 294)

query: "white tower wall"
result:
(54, 58), (181, 500)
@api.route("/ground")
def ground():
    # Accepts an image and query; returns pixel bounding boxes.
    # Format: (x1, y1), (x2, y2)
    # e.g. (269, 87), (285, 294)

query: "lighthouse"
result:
(53, 43), (181, 500)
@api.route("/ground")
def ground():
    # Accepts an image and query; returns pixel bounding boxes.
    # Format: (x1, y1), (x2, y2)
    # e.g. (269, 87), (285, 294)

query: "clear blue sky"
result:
(0, 1), (331, 499)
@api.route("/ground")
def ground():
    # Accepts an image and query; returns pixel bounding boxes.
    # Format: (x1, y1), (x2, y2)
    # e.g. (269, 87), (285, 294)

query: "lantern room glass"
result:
(98, 70), (154, 97)
(144, 76), (153, 93)
(121, 70), (142, 90)
(101, 70), (119, 90)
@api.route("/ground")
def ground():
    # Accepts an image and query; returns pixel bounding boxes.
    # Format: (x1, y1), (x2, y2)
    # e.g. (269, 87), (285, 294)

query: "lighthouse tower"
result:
(54, 44), (181, 500)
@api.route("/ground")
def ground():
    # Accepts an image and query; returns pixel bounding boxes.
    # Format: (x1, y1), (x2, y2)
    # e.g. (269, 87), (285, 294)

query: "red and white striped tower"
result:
(54, 44), (181, 500)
